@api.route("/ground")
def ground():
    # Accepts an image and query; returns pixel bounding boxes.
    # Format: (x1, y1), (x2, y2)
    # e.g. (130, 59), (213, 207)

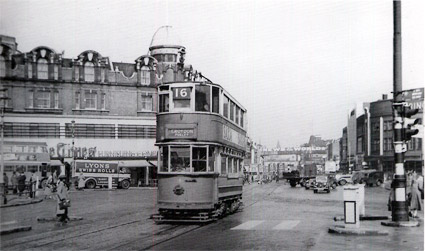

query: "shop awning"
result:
(118, 160), (153, 168)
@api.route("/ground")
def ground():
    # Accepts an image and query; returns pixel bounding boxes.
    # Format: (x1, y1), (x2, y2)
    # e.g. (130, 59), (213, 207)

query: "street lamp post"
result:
(0, 88), (7, 204)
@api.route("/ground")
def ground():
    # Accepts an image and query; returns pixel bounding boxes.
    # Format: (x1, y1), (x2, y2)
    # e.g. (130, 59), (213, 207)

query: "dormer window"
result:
(141, 66), (150, 85)
(37, 58), (48, 79)
(85, 62), (95, 82)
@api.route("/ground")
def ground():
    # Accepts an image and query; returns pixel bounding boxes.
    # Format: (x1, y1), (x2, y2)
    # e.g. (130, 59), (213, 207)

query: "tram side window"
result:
(212, 87), (219, 114)
(221, 155), (227, 174)
(159, 94), (169, 112)
(235, 108), (240, 125)
(230, 102), (235, 121)
(192, 147), (207, 172)
(208, 146), (215, 172)
(240, 110), (244, 128)
(195, 85), (210, 112)
(223, 96), (229, 118)
(172, 87), (191, 109)
(160, 146), (168, 172)
(170, 147), (190, 172)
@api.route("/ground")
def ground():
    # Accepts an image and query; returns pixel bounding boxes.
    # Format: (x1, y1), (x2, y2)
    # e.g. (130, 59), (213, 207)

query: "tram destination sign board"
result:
(165, 124), (197, 139)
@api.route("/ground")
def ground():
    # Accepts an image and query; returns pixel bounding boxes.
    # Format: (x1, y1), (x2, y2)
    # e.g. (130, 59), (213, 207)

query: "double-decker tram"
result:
(152, 80), (247, 223)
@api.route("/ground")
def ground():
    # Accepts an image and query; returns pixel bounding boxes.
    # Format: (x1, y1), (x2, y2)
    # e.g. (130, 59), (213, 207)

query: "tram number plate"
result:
(173, 87), (191, 100)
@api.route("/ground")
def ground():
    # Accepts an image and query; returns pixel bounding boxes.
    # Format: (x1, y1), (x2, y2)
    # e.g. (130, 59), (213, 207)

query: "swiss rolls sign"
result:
(76, 161), (118, 173)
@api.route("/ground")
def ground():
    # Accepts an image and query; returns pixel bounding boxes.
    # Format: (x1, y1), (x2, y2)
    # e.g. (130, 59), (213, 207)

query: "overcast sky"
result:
(1, 0), (424, 148)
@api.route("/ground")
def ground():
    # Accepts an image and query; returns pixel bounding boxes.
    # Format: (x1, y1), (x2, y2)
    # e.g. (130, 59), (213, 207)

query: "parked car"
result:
(313, 175), (331, 193)
(365, 171), (384, 187)
(335, 174), (353, 186)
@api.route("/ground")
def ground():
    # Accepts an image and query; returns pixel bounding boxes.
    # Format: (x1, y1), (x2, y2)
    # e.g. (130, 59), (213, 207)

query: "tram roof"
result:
(159, 81), (247, 112)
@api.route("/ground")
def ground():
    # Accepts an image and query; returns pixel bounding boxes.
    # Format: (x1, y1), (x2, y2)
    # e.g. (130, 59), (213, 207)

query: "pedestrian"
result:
(417, 173), (424, 200)
(11, 171), (18, 194)
(3, 173), (9, 194)
(77, 172), (85, 190)
(17, 171), (26, 196)
(44, 173), (54, 199)
(56, 174), (70, 224)
(409, 171), (422, 218)
(28, 170), (37, 198)
(275, 172), (279, 183)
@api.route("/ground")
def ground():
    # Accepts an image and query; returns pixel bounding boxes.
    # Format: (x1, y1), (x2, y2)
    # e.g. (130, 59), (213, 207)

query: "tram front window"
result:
(195, 85), (210, 112)
(170, 147), (190, 172)
(159, 94), (169, 112)
(192, 147), (207, 172)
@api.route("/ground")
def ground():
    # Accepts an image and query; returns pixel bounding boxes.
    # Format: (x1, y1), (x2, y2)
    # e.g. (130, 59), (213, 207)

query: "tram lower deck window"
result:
(170, 146), (190, 172)
(192, 147), (207, 172)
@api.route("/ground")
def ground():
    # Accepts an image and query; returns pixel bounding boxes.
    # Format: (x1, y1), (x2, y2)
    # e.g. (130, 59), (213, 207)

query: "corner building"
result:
(0, 30), (193, 186)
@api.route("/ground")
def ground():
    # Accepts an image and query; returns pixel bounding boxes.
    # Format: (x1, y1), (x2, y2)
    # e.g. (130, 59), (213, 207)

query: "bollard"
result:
(343, 185), (360, 228)
(358, 183), (365, 216)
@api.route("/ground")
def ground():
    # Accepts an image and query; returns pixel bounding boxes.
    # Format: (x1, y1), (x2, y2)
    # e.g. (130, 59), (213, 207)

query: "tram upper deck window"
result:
(192, 147), (207, 172)
(221, 155), (227, 174)
(223, 96), (229, 118)
(195, 85), (210, 112)
(172, 87), (191, 109)
(159, 93), (169, 112)
(212, 87), (219, 114)
(240, 110), (244, 127)
(170, 146), (190, 172)
(230, 102), (235, 121)
(235, 108), (240, 125)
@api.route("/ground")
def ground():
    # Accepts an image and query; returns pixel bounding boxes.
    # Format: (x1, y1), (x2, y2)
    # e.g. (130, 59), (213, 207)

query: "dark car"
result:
(352, 169), (377, 184)
(313, 175), (330, 193)
(365, 171), (384, 187)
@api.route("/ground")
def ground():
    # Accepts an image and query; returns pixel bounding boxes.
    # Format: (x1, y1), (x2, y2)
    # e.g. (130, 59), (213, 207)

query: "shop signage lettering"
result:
(168, 129), (195, 138)
(76, 161), (118, 173)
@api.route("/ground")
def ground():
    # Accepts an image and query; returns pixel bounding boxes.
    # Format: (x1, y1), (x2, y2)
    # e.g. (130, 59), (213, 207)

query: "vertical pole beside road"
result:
(390, 0), (410, 223)
(0, 88), (6, 204)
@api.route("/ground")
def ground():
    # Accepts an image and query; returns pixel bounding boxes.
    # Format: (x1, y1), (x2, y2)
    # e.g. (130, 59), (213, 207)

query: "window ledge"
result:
(24, 107), (63, 113)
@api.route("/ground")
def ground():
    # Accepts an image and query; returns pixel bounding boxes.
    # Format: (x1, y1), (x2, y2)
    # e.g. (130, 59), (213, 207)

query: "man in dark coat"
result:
(17, 172), (26, 196)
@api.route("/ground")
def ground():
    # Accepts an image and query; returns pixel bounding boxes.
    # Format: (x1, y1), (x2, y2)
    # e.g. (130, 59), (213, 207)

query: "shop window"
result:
(37, 59), (48, 79)
(195, 85), (210, 112)
(192, 147), (207, 172)
(170, 147), (190, 172)
(85, 62), (95, 82)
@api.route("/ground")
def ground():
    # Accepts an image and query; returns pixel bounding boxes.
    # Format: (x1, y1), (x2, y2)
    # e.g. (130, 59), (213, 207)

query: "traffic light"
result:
(402, 104), (420, 141)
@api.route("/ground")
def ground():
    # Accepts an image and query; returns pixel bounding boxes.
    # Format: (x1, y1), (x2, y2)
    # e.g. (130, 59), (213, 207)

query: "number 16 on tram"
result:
(152, 81), (247, 223)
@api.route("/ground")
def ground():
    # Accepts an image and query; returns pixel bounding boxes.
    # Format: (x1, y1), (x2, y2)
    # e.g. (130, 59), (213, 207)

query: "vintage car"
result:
(352, 169), (377, 184)
(304, 179), (316, 190)
(335, 174), (353, 186)
(313, 175), (331, 193)
(365, 171), (384, 187)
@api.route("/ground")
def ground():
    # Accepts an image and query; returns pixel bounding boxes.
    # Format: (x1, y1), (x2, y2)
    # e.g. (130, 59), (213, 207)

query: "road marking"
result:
(231, 220), (264, 230)
(231, 220), (300, 231)
(272, 220), (300, 230)
(1, 221), (17, 226)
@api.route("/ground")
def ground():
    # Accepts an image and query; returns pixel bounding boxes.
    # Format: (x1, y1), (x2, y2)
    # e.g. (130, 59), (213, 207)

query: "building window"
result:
(357, 137), (363, 153)
(383, 138), (388, 151)
(84, 62), (95, 82)
(28, 91), (34, 108)
(37, 59), (48, 79)
(100, 93), (106, 110)
(37, 91), (50, 108)
(141, 93), (153, 111)
(195, 85), (210, 112)
(0, 55), (5, 77)
(118, 125), (156, 138)
(28, 64), (32, 78)
(66, 123), (115, 138)
(141, 66), (150, 85)
(75, 92), (80, 109)
(54, 65), (58, 80)
(84, 90), (97, 109)
(54, 92), (59, 109)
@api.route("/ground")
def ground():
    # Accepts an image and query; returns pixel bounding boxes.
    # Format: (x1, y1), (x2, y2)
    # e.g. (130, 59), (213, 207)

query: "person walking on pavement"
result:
(56, 174), (70, 224)
(3, 173), (9, 194)
(11, 171), (18, 194)
(17, 171), (26, 196)
(409, 171), (422, 218)
(28, 170), (37, 198)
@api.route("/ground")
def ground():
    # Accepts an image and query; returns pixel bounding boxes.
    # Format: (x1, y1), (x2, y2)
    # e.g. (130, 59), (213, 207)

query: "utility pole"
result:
(382, 0), (419, 227)
(0, 88), (7, 204)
